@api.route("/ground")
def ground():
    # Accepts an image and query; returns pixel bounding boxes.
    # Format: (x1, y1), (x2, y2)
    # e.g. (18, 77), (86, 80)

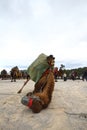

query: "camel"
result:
(10, 66), (22, 82)
(1, 69), (8, 80)
(20, 54), (55, 113)
(54, 66), (64, 81)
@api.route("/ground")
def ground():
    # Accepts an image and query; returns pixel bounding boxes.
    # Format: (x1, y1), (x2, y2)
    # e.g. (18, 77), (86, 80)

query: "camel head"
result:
(47, 55), (55, 67)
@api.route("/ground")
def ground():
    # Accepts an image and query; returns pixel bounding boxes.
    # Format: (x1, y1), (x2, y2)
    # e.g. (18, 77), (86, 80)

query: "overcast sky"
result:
(0, 0), (87, 71)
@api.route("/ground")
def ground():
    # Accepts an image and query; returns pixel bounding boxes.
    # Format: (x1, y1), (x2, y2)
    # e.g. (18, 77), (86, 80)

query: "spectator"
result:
(63, 73), (67, 81)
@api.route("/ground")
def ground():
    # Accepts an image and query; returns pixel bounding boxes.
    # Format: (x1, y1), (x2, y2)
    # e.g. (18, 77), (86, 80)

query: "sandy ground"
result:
(0, 79), (87, 130)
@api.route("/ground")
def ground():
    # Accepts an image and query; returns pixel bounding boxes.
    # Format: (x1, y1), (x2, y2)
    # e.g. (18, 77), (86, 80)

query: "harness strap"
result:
(42, 68), (53, 77)
(27, 98), (33, 108)
(27, 95), (42, 108)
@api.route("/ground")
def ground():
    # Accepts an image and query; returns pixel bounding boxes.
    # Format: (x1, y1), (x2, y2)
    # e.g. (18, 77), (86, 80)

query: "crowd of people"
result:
(53, 67), (87, 82)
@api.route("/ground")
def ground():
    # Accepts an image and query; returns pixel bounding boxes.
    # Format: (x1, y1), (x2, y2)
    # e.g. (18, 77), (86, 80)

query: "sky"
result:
(0, 0), (87, 72)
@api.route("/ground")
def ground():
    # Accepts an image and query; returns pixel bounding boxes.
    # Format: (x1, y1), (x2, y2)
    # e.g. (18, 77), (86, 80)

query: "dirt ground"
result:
(0, 79), (87, 130)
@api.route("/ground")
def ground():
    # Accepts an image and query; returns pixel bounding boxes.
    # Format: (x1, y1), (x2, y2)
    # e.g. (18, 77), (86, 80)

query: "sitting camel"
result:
(19, 54), (55, 113)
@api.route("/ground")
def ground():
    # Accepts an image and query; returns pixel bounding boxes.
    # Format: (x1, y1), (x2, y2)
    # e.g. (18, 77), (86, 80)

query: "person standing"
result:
(63, 73), (67, 81)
